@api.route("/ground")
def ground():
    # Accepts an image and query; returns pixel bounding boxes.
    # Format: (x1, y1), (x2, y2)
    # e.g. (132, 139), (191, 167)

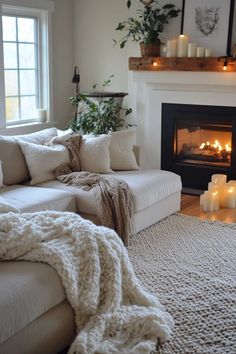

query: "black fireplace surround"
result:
(161, 103), (236, 191)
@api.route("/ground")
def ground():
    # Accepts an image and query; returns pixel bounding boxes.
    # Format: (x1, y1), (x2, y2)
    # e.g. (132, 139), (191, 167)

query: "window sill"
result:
(0, 121), (57, 136)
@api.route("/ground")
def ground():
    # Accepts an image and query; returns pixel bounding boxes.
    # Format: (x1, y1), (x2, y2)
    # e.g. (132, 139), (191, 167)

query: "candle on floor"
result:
(203, 191), (220, 212)
(211, 174), (227, 185)
(221, 186), (236, 208)
(208, 182), (221, 192)
(200, 191), (207, 206)
(177, 35), (188, 57)
(227, 180), (236, 187)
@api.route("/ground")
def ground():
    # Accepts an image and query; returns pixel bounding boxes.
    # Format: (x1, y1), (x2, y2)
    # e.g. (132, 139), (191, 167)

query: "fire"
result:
(199, 139), (231, 163)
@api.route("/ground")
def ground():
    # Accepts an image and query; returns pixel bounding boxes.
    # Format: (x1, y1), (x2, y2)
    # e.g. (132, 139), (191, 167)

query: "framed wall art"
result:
(181, 0), (235, 56)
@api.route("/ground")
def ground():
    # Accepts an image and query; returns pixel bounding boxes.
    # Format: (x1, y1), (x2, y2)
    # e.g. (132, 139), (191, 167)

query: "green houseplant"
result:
(69, 76), (132, 135)
(114, 0), (180, 56)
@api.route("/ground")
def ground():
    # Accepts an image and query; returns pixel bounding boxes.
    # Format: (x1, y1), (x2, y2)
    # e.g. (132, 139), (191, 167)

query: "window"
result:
(0, 2), (53, 128)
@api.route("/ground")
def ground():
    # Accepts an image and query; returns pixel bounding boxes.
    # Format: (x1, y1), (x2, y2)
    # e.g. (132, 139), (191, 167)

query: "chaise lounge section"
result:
(0, 127), (182, 353)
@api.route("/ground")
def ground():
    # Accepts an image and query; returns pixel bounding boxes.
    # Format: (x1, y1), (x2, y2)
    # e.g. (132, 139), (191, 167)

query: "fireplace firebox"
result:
(161, 104), (236, 192)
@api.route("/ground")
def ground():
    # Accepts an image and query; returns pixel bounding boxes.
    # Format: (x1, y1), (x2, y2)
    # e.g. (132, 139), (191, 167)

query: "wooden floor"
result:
(180, 193), (236, 223)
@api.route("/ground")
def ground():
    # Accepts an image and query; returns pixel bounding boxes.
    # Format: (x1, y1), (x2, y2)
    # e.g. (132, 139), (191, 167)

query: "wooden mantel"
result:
(129, 57), (236, 72)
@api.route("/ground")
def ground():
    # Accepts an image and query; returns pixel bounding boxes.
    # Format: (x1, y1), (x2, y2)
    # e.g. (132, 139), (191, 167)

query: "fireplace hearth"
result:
(161, 104), (236, 191)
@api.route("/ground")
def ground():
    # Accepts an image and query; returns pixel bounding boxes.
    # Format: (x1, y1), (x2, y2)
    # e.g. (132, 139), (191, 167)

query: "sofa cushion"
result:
(0, 128), (58, 185)
(18, 141), (70, 185)
(110, 130), (139, 171)
(0, 135), (30, 185)
(0, 261), (66, 345)
(14, 127), (57, 144)
(37, 169), (182, 214)
(0, 185), (76, 213)
(80, 134), (112, 173)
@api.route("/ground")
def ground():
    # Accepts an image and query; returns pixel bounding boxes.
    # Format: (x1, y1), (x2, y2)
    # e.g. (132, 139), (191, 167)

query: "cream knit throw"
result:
(0, 211), (173, 354)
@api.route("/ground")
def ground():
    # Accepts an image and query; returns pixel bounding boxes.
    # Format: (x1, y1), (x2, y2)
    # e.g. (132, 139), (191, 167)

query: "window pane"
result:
(20, 70), (36, 95)
(6, 97), (19, 121)
(5, 70), (18, 96)
(19, 43), (35, 68)
(2, 16), (16, 41)
(21, 96), (36, 119)
(3, 43), (17, 69)
(18, 18), (35, 43)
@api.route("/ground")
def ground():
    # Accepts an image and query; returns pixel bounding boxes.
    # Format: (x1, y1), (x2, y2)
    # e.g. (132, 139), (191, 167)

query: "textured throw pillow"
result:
(0, 161), (3, 187)
(15, 127), (57, 144)
(18, 141), (70, 185)
(110, 130), (139, 170)
(80, 135), (112, 173)
(57, 128), (73, 137)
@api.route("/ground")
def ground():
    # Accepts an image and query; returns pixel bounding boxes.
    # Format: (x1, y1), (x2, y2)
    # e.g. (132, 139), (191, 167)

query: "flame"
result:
(199, 139), (231, 163)
(199, 140), (231, 152)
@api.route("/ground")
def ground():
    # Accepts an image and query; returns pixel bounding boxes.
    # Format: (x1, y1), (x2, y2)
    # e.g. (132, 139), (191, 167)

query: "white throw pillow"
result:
(80, 135), (112, 173)
(0, 161), (3, 187)
(57, 128), (73, 137)
(15, 127), (57, 144)
(18, 141), (70, 185)
(110, 130), (139, 170)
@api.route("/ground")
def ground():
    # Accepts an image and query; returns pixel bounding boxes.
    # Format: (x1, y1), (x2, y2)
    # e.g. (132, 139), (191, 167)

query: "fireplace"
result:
(161, 103), (236, 191)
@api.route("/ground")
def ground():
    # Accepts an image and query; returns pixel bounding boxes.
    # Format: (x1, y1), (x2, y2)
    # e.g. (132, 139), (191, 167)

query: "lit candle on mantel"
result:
(177, 35), (188, 57)
(203, 191), (220, 212)
(221, 185), (236, 208)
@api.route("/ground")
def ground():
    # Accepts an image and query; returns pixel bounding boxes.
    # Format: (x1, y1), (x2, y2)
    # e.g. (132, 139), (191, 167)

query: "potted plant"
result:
(69, 75), (133, 135)
(114, 0), (180, 57)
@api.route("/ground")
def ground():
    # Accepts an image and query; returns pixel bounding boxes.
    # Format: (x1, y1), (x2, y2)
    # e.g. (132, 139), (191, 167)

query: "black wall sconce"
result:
(72, 66), (80, 95)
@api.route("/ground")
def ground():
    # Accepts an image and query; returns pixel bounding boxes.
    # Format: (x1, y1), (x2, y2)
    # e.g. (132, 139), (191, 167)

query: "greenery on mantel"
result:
(114, 0), (180, 48)
(69, 75), (132, 135)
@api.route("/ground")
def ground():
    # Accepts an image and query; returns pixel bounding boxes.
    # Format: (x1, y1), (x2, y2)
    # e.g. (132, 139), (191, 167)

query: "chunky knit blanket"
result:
(0, 211), (174, 354)
(48, 133), (133, 245)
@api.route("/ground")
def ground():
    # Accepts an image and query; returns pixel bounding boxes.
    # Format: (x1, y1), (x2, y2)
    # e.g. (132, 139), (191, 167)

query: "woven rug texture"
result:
(128, 214), (236, 354)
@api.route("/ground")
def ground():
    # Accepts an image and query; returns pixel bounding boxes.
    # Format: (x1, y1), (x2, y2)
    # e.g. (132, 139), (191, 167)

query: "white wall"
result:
(72, 0), (183, 93)
(73, 0), (134, 92)
(52, 0), (74, 129)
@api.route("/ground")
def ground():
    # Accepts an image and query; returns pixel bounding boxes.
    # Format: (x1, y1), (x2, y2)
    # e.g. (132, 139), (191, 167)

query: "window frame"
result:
(0, 0), (54, 129)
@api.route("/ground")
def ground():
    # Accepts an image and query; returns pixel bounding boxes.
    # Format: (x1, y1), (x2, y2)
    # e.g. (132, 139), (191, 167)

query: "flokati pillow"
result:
(18, 141), (70, 185)
(110, 130), (139, 170)
(80, 135), (112, 173)
(0, 161), (3, 187)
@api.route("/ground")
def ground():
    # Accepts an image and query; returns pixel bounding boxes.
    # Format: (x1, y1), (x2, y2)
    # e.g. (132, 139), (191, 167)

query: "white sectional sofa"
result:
(0, 127), (182, 354)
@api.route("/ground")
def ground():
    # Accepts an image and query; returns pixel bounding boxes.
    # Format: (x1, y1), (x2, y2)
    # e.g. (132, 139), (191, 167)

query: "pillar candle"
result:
(203, 191), (220, 212)
(166, 39), (176, 57)
(221, 186), (236, 208)
(177, 35), (188, 57)
(203, 191), (220, 211)
(197, 46), (205, 57)
(211, 174), (227, 185)
(205, 48), (212, 57)
(200, 191), (207, 206)
(187, 42), (197, 57)
(227, 180), (236, 187)
(36, 109), (47, 122)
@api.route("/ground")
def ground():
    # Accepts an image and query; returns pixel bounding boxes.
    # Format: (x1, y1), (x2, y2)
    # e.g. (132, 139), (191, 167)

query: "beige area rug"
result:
(128, 214), (236, 354)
